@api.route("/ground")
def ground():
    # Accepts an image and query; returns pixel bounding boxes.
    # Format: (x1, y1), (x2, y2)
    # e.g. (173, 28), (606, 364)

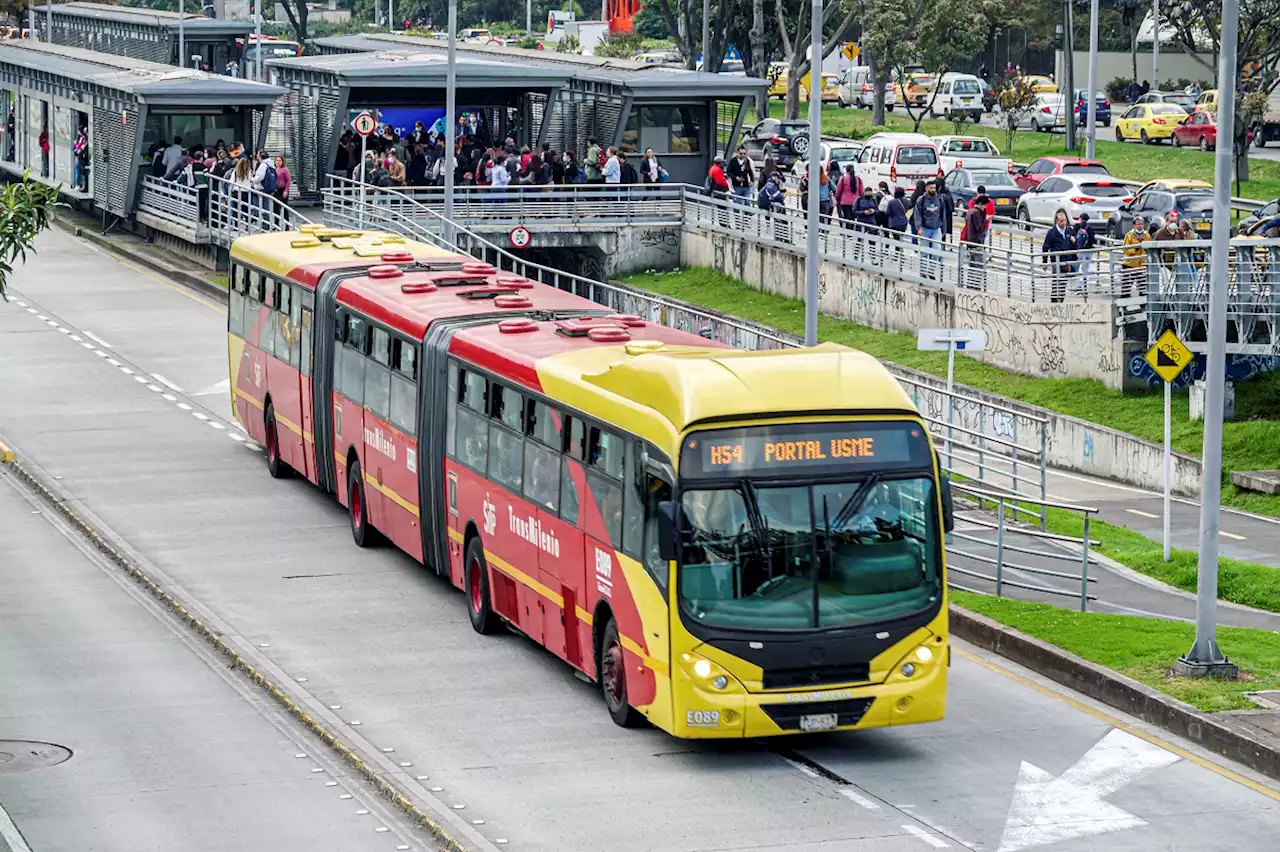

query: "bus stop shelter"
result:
(0, 40), (283, 219)
(267, 50), (573, 198)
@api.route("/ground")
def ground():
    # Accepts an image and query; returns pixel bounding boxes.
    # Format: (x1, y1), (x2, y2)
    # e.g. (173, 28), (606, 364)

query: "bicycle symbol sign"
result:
(1144, 329), (1193, 384)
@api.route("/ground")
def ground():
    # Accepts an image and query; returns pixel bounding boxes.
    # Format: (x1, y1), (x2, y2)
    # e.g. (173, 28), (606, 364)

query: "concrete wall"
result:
(1054, 50), (1216, 89)
(470, 223), (682, 279)
(681, 225), (1132, 390)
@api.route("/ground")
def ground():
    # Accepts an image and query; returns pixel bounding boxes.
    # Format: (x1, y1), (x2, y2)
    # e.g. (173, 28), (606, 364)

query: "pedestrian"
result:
(802, 163), (832, 218)
(584, 136), (604, 184)
(1074, 213), (1096, 293)
(886, 186), (909, 263)
(489, 154), (510, 194)
(548, 148), (565, 185)
(563, 150), (583, 183)
(386, 150), (406, 186)
(252, 150), (277, 203)
(935, 177), (955, 240)
(162, 135), (184, 178)
(406, 144), (427, 186)
(641, 147), (663, 184)
(834, 164), (858, 228)
(73, 125), (89, 191)
(962, 190), (990, 289)
(1041, 208), (1076, 302)
(852, 183), (879, 261)
(1126, 79), (1141, 103)
(619, 152), (639, 185)
(706, 154), (730, 197)
(969, 184), (996, 218)
(726, 144), (754, 204)
(603, 146), (621, 184)
(876, 181), (891, 228)
(913, 180), (945, 279)
(229, 155), (253, 215)
(758, 171), (784, 211)
(908, 179), (927, 236)
(212, 147), (231, 180)
(757, 155), (778, 190)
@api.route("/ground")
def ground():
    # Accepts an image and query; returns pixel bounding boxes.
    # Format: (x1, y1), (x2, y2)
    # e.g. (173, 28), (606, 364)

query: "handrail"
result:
(204, 172), (312, 245)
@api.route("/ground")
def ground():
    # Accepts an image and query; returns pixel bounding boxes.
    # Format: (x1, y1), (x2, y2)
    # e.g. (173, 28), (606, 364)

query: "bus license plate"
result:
(799, 713), (838, 732)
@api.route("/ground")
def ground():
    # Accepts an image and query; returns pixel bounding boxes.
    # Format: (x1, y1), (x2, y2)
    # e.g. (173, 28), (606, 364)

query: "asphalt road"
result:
(1, 227), (1279, 852)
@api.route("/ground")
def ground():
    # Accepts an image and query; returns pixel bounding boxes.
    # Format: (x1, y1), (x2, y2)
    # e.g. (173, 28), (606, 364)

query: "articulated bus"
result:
(227, 228), (954, 737)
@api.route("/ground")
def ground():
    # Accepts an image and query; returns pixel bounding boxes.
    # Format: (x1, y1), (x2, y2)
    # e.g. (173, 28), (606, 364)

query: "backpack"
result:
(596, 146), (608, 172)
(260, 162), (278, 194)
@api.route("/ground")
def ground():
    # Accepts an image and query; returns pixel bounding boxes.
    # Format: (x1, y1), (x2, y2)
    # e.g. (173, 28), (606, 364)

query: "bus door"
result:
(489, 382), (543, 646)
(298, 290), (316, 485)
(267, 278), (308, 480)
(524, 401), (577, 666)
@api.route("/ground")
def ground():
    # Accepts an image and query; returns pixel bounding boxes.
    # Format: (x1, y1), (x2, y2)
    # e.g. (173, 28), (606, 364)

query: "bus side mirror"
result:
(940, 477), (955, 533)
(658, 500), (684, 561)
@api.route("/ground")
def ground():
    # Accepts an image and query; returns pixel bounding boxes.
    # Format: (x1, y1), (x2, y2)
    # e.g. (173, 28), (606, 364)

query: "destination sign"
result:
(682, 422), (930, 478)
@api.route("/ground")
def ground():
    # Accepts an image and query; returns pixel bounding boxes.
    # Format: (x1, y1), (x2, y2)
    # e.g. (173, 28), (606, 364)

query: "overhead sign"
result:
(352, 111), (377, 138)
(509, 225), (532, 249)
(916, 328), (989, 352)
(1144, 329), (1192, 384)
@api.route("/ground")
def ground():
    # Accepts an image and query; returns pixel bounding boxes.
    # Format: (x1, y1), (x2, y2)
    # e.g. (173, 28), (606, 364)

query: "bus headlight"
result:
(680, 653), (741, 692)
(901, 662), (917, 677)
(916, 646), (934, 664)
(693, 659), (712, 678)
(713, 675), (729, 690)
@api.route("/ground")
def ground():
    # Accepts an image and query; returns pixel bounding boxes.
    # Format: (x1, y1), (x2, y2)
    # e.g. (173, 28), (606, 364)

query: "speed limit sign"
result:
(352, 111), (377, 137)
(509, 225), (532, 249)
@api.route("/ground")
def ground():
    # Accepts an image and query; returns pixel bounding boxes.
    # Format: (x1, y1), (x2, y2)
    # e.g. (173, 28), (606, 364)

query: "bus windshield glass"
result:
(676, 422), (942, 630)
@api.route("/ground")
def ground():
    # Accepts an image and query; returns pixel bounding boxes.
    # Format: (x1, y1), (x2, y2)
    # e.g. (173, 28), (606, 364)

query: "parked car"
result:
(1193, 89), (1218, 115)
(1114, 103), (1189, 144)
(1132, 178), (1212, 196)
(1017, 74), (1058, 94)
(893, 71), (935, 107)
(793, 141), (865, 176)
(931, 136), (1013, 173)
(1135, 90), (1198, 111)
(943, 167), (1024, 216)
(1029, 93), (1069, 131)
(1013, 156), (1109, 191)
(853, 132), (941, 190)
(1072, 89), (1112, 126)
(1172, 110), (1218, 150)
(1106, 187), (1216, 238)
(837, 65), (896, 110)
(929, 73), (985, 122)
(1017, 174), (1132, 232)
(1236, 197), (1280, 234)
(743, 118), (811, 168)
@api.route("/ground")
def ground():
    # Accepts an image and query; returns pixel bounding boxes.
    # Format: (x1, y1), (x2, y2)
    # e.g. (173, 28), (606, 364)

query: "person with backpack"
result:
(852, 183), (880, 262)
(584, 136), (604, 184)
(961, 190), (991, 289)
(252, 150), (277, 203)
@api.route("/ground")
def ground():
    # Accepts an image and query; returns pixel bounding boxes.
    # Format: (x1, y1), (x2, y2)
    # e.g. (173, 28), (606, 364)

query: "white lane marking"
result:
(150, 373), (183, 392)
(997, 729), (1180, 852)
(176, 403), (192, 411)
(162, 394), (176, 402)
(193, 412), (209, 421)
(57, 327), (70, 334)
(106, 358), (120, 367)
(228, 433), (246, 442)
(904, 825), (949, 848)
(92, 350), (106, 357)
(782, 757), (820, 778)
(119, 367), (134, 375)
(14, 301), (25, 307)
(25, 307), (36, 313)
(35, 314), (47, 320)
(1126, 509), (1159, 519)
(838, 788), (880, 809)
(133, 375), (149, 384)
(84, 331), (112, 349)
(70, 334), (82, 342)
(192, 377), (230, 397)
(0, 799), (34, 852)
(44, 319), (58, 327)
(147, 385), (162, 393)
(208, 421), (225, 430)
(1220, 530), (1247, 541)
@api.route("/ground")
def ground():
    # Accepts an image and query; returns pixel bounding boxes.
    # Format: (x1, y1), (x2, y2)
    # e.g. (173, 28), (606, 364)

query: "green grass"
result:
(620, 267), (1280, 519)
(208, 274), (229, 290)
(952, 590), (1280, 712)
(769, 102), (1280, 202)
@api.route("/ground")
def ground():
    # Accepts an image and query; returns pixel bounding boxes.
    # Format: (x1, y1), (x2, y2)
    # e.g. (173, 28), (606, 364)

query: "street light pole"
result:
(443, 0), (457, 244)
(1153, 0), (1160, 86)
(179, 0), (185, 70)
(702, 0), (710, 70)
(1086, 0), (1099, 158)
(804, 0), (821, 346)
(1174, 0), (1239, 680)
(1063, 0), (1076, 150)
(254, 0), (262, 81)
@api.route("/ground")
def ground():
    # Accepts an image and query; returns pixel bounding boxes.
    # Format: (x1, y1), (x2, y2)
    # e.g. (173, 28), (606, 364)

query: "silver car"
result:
(1016, 173), (1132, 233)
(1028, 93), (1069, 132)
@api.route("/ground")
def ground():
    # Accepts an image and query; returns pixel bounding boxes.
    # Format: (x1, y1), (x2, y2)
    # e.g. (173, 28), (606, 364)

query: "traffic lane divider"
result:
(0, 436), (496, 852)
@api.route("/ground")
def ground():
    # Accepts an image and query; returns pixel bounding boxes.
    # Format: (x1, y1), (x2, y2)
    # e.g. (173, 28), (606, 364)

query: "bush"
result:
(516, 35), (540, 50)
(1105, 76), (1132, 103)
(594, 30), (644, 58)
(555, 34), (581, 54)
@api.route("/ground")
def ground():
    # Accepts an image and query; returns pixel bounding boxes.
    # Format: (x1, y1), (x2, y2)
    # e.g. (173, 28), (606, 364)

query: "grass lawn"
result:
(952, 590), (1280, 712)
(208, 274), (229, 290)
(767, 102), (1280, 203)
(619, 267), (1280, 522)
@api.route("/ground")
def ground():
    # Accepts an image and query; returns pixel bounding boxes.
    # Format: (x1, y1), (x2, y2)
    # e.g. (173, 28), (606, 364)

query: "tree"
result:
(276, 0), (312, 46)
(996, 74), (1037, 155)
(555, 33), (582, 53)
(633, 4), (671, 39)
(1159, 0), (1280, 88)
(595, 30), (645, 57)
(882, 0), (986, 131)
(0, 173), (62, 301)
(749, 0), (767, 118)
(773, 0), (859, 118)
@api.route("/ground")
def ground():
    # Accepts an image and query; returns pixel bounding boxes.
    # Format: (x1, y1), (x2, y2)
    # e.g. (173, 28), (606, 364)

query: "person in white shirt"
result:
(603, 146), (621, 184)
(161, 136), (184, 177)
(252, 151), (270, 193)
(490, 159), (510, 192)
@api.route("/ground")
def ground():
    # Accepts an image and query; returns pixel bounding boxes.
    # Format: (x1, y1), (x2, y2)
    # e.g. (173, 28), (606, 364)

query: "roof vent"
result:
(498, 319), (538, 334)
(290, 237), (322, 249)
(495, 274), (536, 289)
(430, 271), (492, 287)
(298, 224), (326, 234)
(588, 327), (631, 343)
(457, 286), (523, 300)
(381, 251), (415, 263)
(462, 261), (498, 276)
(624, 341), (665, 355)
(368, 265), (403, 279)
(494, 295), (534, 309)
(608, 314), (646, 328)
(401, 282), (438, 294)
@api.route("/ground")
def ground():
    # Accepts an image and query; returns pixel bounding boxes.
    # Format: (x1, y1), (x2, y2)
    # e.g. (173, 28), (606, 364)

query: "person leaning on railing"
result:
(1120, 215), (1151, 298)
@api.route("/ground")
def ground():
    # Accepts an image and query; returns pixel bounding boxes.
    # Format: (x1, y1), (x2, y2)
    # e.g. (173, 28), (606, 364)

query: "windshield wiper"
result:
(830, 472), (882, 532)
(738, 478), (772, 562)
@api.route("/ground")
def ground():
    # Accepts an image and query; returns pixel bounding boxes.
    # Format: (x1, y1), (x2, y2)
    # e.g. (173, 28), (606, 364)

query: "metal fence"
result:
(137, 172), (312, 247)
(137, 175), (203, 234)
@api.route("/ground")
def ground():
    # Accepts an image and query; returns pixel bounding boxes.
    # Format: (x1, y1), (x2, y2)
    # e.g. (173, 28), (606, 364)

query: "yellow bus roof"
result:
(229, 229), (457, 280)
(537, 341), (920, 452)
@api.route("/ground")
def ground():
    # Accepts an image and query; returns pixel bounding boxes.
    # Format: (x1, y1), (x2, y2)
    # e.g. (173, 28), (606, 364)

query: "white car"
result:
(837, 66), (897, 110)
(792, 142), (864, 176)
(1016, 173), (1132, 233)
(1029, 94), (1069, 132)
(930, 136), (1013, 174)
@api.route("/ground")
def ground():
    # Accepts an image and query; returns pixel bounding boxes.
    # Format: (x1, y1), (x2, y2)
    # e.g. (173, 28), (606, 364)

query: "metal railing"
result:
(205, 172), (313, 246)
(137, 175), (203, 230)
(947, 482), (1100, 612)
(325, 181), (686, 228)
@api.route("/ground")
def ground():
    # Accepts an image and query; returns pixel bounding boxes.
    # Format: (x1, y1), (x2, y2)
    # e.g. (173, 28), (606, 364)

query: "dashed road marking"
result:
(150, 373), (183, 392)
(192, 411), (209, 421)
(1221, 530), (1247, 541)
(1126, 508), (1159, 519)
(106, 357), (120, 367)
(0, 798), (34, 852)
(84, 330), (112, 349)
(783, 757), (820, 778)
(903, 824), (949, 848)
(838, 788), (880, 809)
(177, 403), (192, 411)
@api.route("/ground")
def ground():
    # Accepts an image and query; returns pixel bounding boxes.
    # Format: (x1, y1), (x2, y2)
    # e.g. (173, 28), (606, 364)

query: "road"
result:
(1, 227), (1279, 852)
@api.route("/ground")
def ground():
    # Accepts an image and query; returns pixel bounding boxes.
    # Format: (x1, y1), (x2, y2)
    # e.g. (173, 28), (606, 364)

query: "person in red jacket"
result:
(968, 184), (996, 218)
(706, 155), (730, 196)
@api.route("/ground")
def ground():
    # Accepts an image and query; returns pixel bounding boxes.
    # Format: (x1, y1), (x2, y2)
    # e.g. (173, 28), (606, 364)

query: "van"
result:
(837, 66), (897, 111)
(930, 73), (985, 122)
(854, 132), (942, 191)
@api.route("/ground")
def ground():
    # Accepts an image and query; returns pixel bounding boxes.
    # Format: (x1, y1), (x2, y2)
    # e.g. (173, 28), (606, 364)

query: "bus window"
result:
(642, 477), (672, 590)
(446, 362), (458, 456)
(589, 427), (625, 479)
(341, 314), (367, 405)
(288, 286), (303, 371)
(300, 308), (313, 378)
(561, 457), (583, 524)
(488, 421), (523, 492)
(490, 384), (523, 432)
(389, 339), (416, 434)
(523, 441), (560, 512)
(621, 443), (644, 558)
(461, 369), (487, 412)
(525, 400), (561, 448)
(587, 468), (624, 546)
(364, 359), (391, 422)
(228, 264), (246, 337)
(566, 417), (586, 460)
(370, 326), (391, 367)
(456, 406), (489, 473)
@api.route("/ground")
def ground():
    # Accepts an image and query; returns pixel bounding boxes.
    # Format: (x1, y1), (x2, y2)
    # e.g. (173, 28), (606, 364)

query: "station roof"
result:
(46, 1), (252, 35)
(0, 41), (285, 106)
(311, 33), (767, 99)
(267, 48), (572, 90)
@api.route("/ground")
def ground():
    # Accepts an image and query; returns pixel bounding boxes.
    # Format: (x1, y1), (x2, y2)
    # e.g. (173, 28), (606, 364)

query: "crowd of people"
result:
(148, 136), (293, 224)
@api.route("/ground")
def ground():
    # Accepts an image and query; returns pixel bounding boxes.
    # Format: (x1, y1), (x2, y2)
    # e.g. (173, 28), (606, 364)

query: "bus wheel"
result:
(264, 404), (290, 479)
(347, 460), (376, 548)
(465, 537), (499, 635)
(600, 619), (643, 728)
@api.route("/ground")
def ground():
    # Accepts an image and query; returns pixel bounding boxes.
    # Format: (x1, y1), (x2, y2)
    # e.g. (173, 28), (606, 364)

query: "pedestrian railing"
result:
(137, 175), (203, 232)
(946, 481), (1100, 612)
(205, 173), (312, 246)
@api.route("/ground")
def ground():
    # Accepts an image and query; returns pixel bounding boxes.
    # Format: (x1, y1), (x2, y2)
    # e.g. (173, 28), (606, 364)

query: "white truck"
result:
(930, 136), (1014, 175)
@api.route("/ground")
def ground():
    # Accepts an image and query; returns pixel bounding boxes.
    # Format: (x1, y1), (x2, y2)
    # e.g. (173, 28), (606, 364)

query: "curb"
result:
(52, 217), (228, 304)
(950, 604), (1280, 783)
(0, 440), (492, 852)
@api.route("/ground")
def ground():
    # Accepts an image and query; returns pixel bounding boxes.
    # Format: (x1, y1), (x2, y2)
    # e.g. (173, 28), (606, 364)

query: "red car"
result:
(1012, 156), (1110, 191)
(1172, 111), (1218, 150)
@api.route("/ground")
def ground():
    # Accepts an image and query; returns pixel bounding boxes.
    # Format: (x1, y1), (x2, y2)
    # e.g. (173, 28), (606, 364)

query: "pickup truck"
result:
(929, 136), (1014, 174)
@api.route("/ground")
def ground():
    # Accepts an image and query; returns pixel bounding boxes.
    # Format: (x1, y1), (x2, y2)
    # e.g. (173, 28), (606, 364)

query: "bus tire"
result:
(465, 537), (499, 635)
(264, 403), (290, 479)
(600, 618), (643, 728)
(347, 459), (377, 548)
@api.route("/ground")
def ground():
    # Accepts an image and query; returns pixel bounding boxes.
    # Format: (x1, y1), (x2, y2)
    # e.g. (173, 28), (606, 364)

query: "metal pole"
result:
(1181, 0), (1238, 673)
(527, 0), (532, 35)
(444, 0), (457, 244)
(803, 0), (821, 346)
(702, 0), (710, 70)
(390, 0), (395, 31)
(179, 0), (185, 69)
(45, 0), (50, 41)
(1085, 0), (1099, 158)
(1064, 0), (1076, 150)
(359, 133), (367, 228)
(945, 341), (956, 471)
(995, 497), (1006, 597)
(28, 6), (34, 41)
(1152, 0), (1160, 86)
(1163, 379), (1172, 562)
(1080, 515), (1091, 612)
(254, 0), (262, 81)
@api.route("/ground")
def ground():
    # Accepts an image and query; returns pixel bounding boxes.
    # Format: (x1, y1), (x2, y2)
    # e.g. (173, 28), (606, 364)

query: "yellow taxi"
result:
(800, 72), (840, 103)
(894, 72), (935, 106)
(1114, 103), (1189, 143)
(767, 64), (789, 99)
(1133, 178), (1212, 195)
(1017, 75), (1058, 94)
(1194, 89), (1218, 114)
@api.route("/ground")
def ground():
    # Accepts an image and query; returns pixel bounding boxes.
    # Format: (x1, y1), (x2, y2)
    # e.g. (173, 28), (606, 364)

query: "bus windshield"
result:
(676, 422), (942, 631)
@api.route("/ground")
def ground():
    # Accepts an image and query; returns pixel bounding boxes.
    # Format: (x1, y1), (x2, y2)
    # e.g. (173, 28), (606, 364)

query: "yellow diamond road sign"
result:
(1144, 330), (1193, 383)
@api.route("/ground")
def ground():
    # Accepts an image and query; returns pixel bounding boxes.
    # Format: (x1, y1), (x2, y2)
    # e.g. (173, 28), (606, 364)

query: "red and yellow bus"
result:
(228, 228), (954, 737)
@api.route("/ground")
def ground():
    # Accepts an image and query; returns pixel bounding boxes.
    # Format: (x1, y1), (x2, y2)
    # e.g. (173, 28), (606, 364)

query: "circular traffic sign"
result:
(352, 111), (377, 137)
(509, 226), (531, 249)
